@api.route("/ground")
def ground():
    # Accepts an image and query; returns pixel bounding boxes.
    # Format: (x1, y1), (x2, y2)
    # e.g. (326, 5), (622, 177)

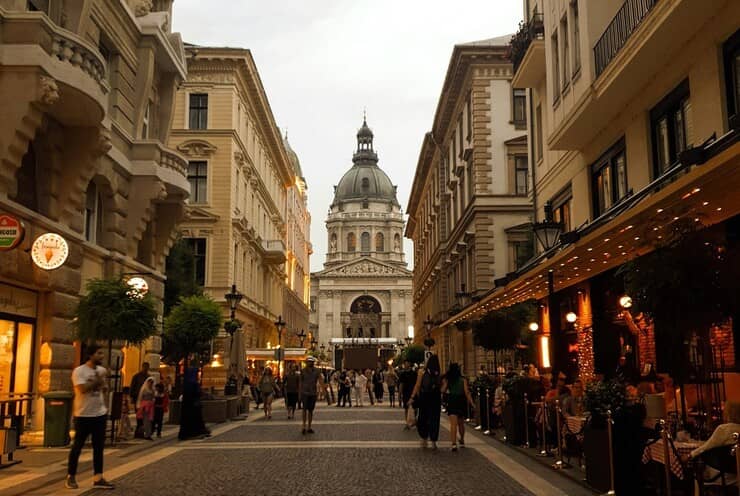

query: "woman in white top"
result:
(353, 370), (367, 407)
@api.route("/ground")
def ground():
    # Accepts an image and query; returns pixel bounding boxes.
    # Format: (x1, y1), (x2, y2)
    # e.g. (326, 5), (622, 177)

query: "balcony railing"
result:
(594, 0), (658, 77)
(510, 12), (544, 75)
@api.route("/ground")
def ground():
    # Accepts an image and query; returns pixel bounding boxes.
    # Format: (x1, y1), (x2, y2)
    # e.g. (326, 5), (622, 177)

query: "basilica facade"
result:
(310, 119), (413, 365)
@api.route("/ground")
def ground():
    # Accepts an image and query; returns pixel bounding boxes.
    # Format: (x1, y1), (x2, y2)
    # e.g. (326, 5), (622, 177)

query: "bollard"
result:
(484, 387), (492, 435)
(660, 419), (672, 496)
(538, 396), (550, 456)
(523, 392), (530, 447)
(604, 410), (616, 496)
(553, 399), (568, 469)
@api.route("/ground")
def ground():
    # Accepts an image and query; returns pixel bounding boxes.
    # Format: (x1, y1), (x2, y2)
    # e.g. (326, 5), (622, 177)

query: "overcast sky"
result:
(172, 0), (522, 272)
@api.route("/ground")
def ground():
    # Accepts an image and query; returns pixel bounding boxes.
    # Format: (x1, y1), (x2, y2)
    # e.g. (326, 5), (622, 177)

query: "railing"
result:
(510, 12), (545, 75)
(594, 0), (658, 77)
(0, 393), (35, 450)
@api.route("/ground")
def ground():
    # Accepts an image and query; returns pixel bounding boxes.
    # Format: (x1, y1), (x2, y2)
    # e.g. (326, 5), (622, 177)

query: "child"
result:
(153, 382), (169, 438)
(117, 387), (133, 441)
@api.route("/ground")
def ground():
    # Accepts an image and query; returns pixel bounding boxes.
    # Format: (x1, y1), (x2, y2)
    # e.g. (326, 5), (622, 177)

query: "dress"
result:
(178, 368), (208, 440)
(416, 370), (441, 442)
(445, 377), (467, 417)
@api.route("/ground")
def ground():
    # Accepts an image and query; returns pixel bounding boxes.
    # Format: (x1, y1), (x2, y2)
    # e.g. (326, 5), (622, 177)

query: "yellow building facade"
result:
(0, 0), (189, 428)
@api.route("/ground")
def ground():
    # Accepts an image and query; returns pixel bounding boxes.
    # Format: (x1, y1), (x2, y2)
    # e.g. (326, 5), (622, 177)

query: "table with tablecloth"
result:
(641, 438), (701, 479)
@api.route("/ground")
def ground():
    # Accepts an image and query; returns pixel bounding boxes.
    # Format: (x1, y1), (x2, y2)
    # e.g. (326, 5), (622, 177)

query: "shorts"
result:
(286, 392), (298, 408)
(303, 395), (317, 412)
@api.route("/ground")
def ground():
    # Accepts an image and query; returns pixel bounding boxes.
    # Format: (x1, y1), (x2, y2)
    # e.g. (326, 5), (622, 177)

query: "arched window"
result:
(375, 232), (384, 252)
(347, 232), (356, 252)
(361, 177), (370, 193)
(394, 233), (401, 252)
(361, 232), (370, 252)
(84, 181), (104, 244)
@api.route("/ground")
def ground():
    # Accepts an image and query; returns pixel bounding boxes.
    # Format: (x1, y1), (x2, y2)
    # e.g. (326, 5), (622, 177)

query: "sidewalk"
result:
(0, 407), (255, 496)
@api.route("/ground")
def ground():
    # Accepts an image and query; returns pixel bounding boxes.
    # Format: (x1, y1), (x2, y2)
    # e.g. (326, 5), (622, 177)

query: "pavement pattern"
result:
(4, 401), (596, 496)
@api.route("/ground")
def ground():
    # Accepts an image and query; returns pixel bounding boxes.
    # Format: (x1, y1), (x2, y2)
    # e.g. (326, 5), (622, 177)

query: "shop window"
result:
(723, 28), (740, 129)
(375, 232), (385, 252)
(592, 138), (628, 217)
(184, 238), (206, 286)
(0, 320), (34, 394)
(651, 79), (692, 178)
(187, 161), (208, 203)
(361, 232), (370, 252)
(188, 93), (208, 130)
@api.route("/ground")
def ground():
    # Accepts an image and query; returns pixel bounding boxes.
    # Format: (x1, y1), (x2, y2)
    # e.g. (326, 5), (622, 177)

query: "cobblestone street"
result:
(12, 401), (595, 496)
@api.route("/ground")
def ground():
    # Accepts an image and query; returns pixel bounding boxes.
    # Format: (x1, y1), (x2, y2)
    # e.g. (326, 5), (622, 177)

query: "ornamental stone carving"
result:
(37, 76), (60, 106)
(335, 262), (395, 275)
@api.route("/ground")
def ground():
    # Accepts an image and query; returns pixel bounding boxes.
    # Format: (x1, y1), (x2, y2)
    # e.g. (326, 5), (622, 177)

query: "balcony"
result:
(0, 10), (109, 126)
(130, 142), (190, 197)
(261, 239), (286, 264)
(510, 12), (546, 89)
(594, 0), (657, 77)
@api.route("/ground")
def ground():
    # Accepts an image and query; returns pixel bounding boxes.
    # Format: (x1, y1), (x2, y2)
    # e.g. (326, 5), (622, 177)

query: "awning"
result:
(245, 347), (308, 361)
(329, 338), (401, 345)
(442, 136), (740, 326)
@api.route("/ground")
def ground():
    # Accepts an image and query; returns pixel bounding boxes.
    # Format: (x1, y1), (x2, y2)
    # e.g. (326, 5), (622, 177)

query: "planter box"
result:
(584, 423), (612, 493)
(503, 401), (526, 445)
(168, 397), (242, 425)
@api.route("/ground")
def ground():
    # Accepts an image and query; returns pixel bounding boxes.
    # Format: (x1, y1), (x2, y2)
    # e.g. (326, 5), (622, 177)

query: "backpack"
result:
(420, 371), (440, 394)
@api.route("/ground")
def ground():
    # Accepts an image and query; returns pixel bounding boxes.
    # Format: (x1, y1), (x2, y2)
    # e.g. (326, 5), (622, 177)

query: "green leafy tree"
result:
(473, 300), (536, 351)
(73, 276), (158, 345)
(164, 295), (223, 369)
(402, 344), (425, 365)
(164, 237), (203, 315)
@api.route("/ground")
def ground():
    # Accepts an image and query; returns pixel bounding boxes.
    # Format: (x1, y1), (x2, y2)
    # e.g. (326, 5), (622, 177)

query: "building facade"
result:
(0, 0), (188, 427)
(450, 0), (740, 389)
(168, 46), (301, 380)
(311, 119), (413, 367)
(405, 37), (532, 374)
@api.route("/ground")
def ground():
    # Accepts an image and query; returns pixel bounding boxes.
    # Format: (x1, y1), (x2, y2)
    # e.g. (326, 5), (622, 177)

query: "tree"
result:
(73, 276), (158, 346)
(473, 300), (536, 351)
(164, 237), (203, 315)
(163, 295), (223, 369)
(402, 344), (425, 365)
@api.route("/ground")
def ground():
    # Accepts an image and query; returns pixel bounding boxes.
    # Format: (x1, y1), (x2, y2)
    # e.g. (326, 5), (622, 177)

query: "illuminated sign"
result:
(31, 233), (69, 270)
(0, 215), (25, 251)
(126, 277), (149, 297)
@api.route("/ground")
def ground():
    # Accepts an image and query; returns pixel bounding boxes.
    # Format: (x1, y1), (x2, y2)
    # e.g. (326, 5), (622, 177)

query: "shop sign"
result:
(31, 233), (69, 270)
(0, 215), (25, 251)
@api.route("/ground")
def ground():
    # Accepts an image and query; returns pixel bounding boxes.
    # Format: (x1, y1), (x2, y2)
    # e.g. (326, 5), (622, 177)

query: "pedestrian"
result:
(178, 367), (210, 440)
(136, 377), (155, 440)
(299, 356), (325, 434)
(259, 367), (278, 419)
(353, 370), (366, 407)
(153, 382), (169, 438)
(365, 369), (375, 405)
(385, 365), (398, 408)
(441, 362), (475, 451)
(373, 367), (385, 403)
(117, 387), (133, 441)
(284, 363), (300, 419)
(65, 344), (114, 490)
(129, 362), (150, 438)
(399, 360), (417, 429)
(411, 354), (441, 449)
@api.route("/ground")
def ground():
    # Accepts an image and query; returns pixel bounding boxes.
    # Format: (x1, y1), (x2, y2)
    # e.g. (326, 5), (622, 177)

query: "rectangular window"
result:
(513, 89), (527, 128)
(561, 16), (569, 90)
(722, 28), (740, 128)
(188, 93), (208, 130)
(185, 238), (207, 286)
(466, 92), (473, 140)
(650, 79), (691, 177)
(592, 139), (628, 217)
(571, 0), (581, 74)
(535, 105), (543, 161)
(514, 155), (529, 195)
(458, 115), (464, 158)
(510, 237), (534, 272)
(188, 161), (208, 203)
(551, 186), (573, 233)
(552, 31), (560, 98)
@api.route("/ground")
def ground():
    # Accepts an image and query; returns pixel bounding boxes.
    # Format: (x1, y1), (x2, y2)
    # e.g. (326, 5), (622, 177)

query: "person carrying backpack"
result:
(411, 354), (442, 449)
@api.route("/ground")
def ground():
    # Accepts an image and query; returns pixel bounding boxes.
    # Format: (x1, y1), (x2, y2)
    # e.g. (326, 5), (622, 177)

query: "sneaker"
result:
(92, 478), (115, 489)
(451, 444), (458, 452)
(65, 476), (78, 489)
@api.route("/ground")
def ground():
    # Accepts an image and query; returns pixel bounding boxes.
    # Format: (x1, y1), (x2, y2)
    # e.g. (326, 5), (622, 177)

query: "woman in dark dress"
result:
(178, 367), (210, 440)
(441, 362), (475, 451)
(411, 355), (442, 449)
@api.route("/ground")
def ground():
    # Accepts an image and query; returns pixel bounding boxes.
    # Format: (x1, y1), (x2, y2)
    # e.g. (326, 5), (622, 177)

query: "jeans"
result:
(153, 408), (164, 436)
(68, 415), (107, 476)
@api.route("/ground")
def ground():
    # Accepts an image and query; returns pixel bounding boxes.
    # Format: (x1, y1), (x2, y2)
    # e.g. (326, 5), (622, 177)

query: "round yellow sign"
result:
(31, 233), (69, 270)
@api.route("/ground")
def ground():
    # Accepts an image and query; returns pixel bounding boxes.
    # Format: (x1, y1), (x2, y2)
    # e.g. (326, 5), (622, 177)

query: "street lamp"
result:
(532, 202), (564, 253)
(310, 337), (318, 350)
(295, 328), (307, 348)
(404, 336), (413, 347)
(274, 315), (286, 379)
(423, 315), (435, 349)
(224, 283), (243, 345)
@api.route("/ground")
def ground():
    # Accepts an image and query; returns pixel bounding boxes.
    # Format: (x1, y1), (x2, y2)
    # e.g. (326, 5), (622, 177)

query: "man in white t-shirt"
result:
(66, 344), (114, 490)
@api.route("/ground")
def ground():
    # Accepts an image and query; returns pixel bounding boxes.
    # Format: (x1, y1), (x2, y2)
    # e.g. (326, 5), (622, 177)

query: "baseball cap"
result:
(306, 356), (317, 363)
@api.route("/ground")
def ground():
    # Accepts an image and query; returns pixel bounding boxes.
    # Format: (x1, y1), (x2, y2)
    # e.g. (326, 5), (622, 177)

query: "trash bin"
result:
(43, 391), (73, 447)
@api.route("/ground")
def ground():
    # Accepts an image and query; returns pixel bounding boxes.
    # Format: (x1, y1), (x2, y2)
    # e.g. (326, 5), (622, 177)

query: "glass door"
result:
(0, 320), (14, 395)
(0, 318), (35, 394)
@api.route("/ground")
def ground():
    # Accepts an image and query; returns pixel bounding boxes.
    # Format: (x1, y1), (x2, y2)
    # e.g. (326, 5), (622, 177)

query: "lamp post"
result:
(405, 336), (413, 347)
(295, 328), (307, 348)
(223, 284), (243, 378)
(423, 315), (435, 350)
(310, 337), (318, 351)
(532, 202), (563, 372)
(274, 315), (286, 379)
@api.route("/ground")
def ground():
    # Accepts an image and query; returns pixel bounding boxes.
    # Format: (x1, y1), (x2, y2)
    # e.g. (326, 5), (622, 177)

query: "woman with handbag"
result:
(259, 367), (278, 419)
(411, 355), (442, 449)
(441, 363), (475, 451)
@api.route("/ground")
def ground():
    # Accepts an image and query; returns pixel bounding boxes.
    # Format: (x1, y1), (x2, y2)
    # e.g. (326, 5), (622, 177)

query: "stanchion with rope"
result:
(475, 385), (483, 431)
(734, 432), (740, 493)
(537, 396), (551, 457)
(484, 387), (492, 435)
(603, 410), (616, 496)
(523, 392), (530, 448)
(552, 399), (570, 469)
(659, 419), (672, 496)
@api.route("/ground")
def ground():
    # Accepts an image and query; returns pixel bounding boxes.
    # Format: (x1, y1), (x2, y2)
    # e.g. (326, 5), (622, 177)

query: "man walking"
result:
(66, 344), (114, 490)
(129, 361), (150, 437)
(299, 356), (325, 434)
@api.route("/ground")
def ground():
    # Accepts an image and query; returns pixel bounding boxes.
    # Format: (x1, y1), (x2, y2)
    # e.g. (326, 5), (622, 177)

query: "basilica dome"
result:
(332, 118), (399, 207)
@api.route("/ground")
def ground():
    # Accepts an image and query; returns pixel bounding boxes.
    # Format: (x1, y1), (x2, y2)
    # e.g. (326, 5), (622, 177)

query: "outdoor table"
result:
(641, 438), (701, 479)
(564, 415), (586, 434)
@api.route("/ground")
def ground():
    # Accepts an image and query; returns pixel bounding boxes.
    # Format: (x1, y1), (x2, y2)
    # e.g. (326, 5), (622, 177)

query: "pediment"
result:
(185, 205), (220, 223)
(177, 139), (218, 157)
(317, 257), (412, 278)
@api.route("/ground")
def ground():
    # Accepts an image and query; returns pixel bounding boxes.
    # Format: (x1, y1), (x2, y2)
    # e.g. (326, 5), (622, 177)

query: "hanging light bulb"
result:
(529, 322), (539, 332)
(566, 311), (577, 323)
(619, 295), (633, 309)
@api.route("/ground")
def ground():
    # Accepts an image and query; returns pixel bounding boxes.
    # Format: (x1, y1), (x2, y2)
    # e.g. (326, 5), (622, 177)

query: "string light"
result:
(578, 326), (595, 383)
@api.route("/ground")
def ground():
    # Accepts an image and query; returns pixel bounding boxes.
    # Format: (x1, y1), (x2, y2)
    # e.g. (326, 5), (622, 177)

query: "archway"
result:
(346, 295), (382, 338)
